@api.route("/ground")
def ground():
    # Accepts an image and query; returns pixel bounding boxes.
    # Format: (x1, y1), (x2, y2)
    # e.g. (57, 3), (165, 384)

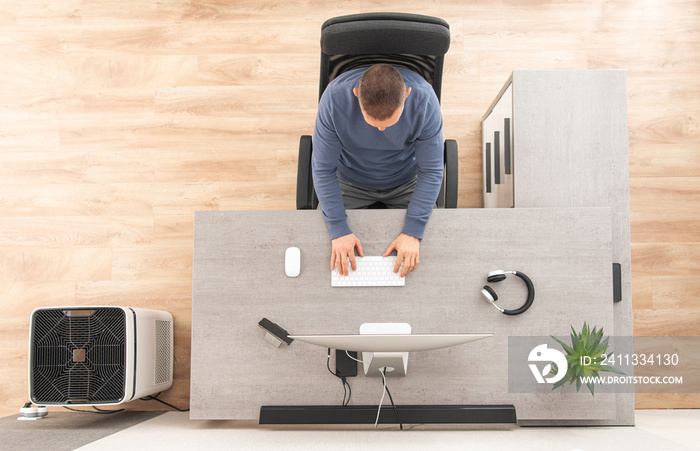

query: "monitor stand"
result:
(360, 323), (410, 377)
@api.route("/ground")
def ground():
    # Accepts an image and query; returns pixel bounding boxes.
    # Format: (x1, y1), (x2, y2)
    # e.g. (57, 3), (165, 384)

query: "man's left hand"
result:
(383, 233), (420, 278)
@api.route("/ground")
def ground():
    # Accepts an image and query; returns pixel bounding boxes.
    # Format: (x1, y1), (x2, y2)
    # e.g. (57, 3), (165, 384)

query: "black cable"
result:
(342, 380), (348, 406)
(139, 393), (189, 412)
(92, 405), (126, 413)
(343, 379), (352, 407)
(326, 348), (352, 406)
(63, 406), (125, 414)
(381, 369), (403, 430)
(58, 392), (187, 414)
(326, 348), (336, 377)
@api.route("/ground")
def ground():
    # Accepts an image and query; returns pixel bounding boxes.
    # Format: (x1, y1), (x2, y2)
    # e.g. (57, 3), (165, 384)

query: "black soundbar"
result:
(259, 405), (516, 425)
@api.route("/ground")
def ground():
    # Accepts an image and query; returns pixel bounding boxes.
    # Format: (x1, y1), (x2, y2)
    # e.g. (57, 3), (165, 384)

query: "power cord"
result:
(382, 369), (403, 430)
(326, 349), (352, 406)
(139, 393), (190, 412)
(18, 400), (119, 416)
(62, 406), (125, 414)
(374, 368), (388, 427)
(341, 352), (403, 430)
(50, 392), (188, 414)
(375, 368), (403, 430)
(326, 351), (404, 429)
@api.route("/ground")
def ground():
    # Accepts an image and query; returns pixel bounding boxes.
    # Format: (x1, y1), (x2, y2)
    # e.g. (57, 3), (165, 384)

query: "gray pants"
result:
(338, 176), (417, 209)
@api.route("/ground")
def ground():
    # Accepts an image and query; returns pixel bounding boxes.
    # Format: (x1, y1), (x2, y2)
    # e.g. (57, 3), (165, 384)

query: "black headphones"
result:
(481, 270), (535, 316)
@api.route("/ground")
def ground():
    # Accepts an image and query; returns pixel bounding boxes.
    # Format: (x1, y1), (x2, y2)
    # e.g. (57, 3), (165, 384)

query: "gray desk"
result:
(191, 208), (620, 425)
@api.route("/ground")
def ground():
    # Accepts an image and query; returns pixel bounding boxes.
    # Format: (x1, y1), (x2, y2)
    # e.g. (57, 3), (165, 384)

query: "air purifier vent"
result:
(154, 320), (172, 385)
(30, 308), (127, 404)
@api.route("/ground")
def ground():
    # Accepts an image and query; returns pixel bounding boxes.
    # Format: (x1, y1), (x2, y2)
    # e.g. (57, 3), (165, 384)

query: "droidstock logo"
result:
(528, 344), (568, 384)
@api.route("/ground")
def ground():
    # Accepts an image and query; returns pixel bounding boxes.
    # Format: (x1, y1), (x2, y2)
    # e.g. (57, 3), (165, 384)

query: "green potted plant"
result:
(550, 322), (625, 395)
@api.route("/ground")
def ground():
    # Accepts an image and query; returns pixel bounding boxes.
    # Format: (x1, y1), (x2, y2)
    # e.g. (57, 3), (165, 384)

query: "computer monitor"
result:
(289, 323), (492, 377)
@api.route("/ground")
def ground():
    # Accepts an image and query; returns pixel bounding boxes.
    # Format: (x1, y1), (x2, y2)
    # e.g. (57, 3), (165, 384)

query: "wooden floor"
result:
(1, 1), (698, 416)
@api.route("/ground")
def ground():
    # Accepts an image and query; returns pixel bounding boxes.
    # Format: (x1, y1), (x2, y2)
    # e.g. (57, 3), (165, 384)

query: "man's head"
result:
(353, 64), (411, 131)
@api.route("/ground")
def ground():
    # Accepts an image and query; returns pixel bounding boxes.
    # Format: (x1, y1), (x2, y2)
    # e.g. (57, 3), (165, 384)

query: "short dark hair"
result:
(357, 64), (406, 121)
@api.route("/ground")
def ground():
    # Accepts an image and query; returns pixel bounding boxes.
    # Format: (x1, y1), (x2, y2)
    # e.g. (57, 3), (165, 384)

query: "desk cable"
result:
(343, 351), (403, 430)
(326, 349), (352, 407)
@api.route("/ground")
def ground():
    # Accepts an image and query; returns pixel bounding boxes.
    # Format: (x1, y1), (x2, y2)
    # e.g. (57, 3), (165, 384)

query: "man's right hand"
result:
(331, 233), (364, 276)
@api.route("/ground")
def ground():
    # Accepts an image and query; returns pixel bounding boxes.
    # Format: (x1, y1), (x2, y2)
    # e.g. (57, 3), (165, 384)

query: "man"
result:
(312, 64), (444, 278)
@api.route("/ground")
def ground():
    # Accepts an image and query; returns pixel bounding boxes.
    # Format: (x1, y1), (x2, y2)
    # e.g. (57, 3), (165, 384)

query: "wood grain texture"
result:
(0, 0), (698, 415)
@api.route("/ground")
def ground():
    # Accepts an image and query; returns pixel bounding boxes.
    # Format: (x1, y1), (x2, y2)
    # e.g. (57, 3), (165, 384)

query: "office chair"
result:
(296, 12), (458, 210)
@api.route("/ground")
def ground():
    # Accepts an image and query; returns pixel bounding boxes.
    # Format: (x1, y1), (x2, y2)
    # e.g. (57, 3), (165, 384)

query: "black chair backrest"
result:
(318, 13), (451, 102)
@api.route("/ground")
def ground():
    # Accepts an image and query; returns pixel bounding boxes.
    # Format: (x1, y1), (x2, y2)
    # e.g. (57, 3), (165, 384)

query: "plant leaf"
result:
(601, 365), (626, 375)
(551, 336), (574, 355)
(589, 330), (603, 354)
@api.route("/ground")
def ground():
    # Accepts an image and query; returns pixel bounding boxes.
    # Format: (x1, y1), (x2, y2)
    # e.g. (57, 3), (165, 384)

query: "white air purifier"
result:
(28, 306), (173, 406)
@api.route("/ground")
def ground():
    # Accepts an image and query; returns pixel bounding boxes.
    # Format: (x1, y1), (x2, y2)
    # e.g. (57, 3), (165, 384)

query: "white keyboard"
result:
(331, 256), (405, 287)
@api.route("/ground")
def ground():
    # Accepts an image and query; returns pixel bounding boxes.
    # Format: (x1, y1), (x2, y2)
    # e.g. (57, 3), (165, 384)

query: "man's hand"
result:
(383, 233), (420, 278)
(331, 233), (364, 276)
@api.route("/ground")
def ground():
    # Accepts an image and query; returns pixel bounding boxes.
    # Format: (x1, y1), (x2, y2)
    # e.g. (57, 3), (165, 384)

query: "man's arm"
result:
(385, 92), (444, 277)
(402, 93), (444, 240)
(312, 89), (352, 240)
(312, 88), (363, 274)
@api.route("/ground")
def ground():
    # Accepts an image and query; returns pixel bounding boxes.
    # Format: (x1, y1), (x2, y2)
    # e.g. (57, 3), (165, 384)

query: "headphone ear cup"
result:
(487, 274), (507, 283)
(481, 285), (498, 302)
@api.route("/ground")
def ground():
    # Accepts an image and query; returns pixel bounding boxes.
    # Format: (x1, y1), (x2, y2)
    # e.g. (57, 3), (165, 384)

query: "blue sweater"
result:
(312, 66), (444, 240)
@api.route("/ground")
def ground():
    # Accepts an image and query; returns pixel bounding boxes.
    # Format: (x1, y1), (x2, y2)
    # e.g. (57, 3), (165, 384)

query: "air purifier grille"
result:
(154, 320), (172, 385)
(30, 308), (127, 404)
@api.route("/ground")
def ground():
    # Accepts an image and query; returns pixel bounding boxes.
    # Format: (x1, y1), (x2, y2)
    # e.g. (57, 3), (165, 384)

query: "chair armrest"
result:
(296, 135), (314, 210)
(444, 139), (458, 208)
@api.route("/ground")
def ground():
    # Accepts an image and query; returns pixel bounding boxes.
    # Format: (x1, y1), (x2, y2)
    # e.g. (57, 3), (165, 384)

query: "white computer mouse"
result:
(285, 247), (301, 277)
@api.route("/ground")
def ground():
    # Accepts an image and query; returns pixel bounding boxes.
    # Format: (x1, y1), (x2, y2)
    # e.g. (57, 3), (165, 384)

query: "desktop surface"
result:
(191, 208), (617, 424)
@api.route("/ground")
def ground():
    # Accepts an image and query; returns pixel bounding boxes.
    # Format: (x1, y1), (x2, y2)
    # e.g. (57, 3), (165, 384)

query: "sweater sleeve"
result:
(311, 89), (353, 240)
(401, 94), (444, 239)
